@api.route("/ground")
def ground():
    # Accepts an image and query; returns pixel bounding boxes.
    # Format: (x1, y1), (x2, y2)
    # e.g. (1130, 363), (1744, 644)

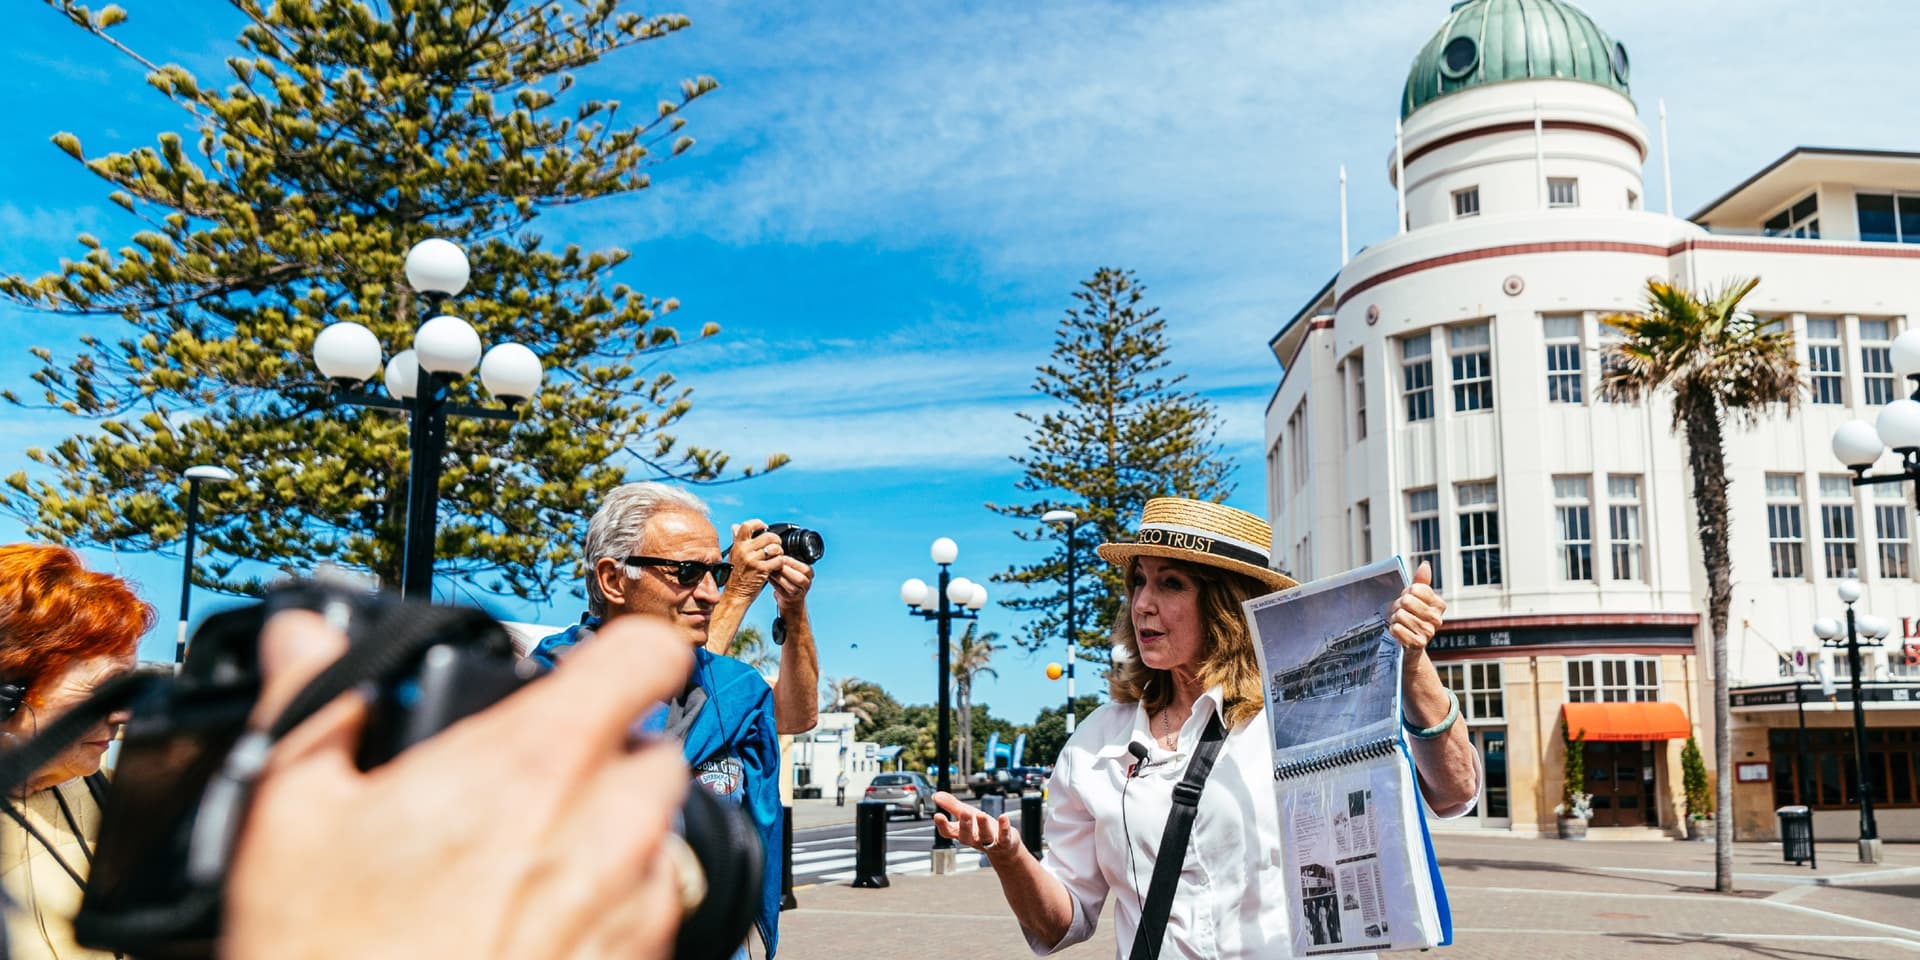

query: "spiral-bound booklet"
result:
(1245, 557), (1451, 956)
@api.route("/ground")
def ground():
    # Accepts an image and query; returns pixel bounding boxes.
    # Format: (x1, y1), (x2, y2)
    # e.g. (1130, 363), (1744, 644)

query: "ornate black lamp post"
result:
(310, 239), (543, 599)
(899, 536), (987, 874)
(1811, 579), (1889, 864)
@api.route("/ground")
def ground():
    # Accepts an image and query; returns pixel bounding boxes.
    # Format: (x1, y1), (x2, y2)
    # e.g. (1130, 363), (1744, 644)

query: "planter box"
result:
(1557, 817), (1589, 840)
(1687, 818), (1712, 841)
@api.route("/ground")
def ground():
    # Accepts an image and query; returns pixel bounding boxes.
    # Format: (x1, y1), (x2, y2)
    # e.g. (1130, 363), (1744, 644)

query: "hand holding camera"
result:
(225, 609), (698, 960)
(728, 520), (820, 616)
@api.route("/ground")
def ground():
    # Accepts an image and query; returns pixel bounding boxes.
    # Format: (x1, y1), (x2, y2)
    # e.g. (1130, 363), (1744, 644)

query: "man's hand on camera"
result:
(726, 519), (785, 599)
(224, 611), (695, 960)
(770, 551), (813, 615)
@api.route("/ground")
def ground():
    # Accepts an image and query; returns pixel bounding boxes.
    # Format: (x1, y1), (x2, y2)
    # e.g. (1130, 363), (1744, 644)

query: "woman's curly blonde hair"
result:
(1107, 556), (1267, 730)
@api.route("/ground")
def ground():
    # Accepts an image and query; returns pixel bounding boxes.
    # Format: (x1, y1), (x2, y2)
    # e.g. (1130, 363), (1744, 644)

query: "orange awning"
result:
(1561, 702), (1691, 742)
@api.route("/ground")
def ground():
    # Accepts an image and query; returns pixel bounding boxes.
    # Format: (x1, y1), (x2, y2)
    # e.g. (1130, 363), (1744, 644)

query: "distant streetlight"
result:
(1042, 509), (1093, 734)
(898, 536), (987, 875)
(310, 238), (544, 598)
(177, 464), (238, 663)
(1811, 578), (1889, 864)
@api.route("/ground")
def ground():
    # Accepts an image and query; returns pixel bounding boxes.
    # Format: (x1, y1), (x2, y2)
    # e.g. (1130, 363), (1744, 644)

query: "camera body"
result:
(764, 522), (825, 564)
(70, 581), (759, 960)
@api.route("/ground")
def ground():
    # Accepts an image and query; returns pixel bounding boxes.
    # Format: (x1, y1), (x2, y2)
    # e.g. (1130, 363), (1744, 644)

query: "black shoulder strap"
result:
(1129, 711), (1228, 960)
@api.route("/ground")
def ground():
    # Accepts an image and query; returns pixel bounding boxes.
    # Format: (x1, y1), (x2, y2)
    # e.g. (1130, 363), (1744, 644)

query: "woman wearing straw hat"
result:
(933, 498), (1478, 959)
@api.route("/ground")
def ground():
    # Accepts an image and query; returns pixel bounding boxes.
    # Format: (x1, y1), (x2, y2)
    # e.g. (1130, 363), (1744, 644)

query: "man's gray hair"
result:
(584, 481), (712, 617)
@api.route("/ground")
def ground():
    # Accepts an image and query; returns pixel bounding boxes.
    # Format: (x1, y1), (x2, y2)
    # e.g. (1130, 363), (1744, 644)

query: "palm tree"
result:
(822, 675), (878, 728)
(1598, 277), (1800, 893)
(950, 622), (1000, 778)
(727, 625), (776, 676)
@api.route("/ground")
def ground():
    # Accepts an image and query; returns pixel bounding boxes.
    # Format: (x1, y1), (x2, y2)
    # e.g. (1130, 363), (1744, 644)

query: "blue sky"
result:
(2, 1), (1917, 725)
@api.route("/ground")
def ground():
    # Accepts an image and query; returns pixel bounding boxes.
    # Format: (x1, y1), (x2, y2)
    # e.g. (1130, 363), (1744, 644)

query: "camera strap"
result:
(188, 602), (510, 884)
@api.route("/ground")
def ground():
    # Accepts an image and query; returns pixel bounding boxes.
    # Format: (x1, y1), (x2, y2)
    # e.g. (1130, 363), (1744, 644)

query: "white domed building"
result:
(1265, 0), (1920, 843)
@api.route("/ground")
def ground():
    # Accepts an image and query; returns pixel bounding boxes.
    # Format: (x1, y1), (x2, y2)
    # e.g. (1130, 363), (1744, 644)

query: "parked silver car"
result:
(863, 772), (933, 819)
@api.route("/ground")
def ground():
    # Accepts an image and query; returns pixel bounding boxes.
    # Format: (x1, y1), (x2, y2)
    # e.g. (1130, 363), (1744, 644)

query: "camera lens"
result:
(766, 524), (824, 564)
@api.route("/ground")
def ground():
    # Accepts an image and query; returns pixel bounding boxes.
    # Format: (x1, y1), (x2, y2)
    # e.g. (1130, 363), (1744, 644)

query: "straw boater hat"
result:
(1096, 498), (1297, 593)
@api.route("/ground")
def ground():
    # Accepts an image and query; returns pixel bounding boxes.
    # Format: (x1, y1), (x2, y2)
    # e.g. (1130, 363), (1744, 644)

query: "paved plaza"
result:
(776, 826), (1920, 959)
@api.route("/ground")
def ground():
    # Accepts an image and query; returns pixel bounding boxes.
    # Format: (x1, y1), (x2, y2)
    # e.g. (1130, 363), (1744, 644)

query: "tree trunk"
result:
(1681, 387), (1735, 893)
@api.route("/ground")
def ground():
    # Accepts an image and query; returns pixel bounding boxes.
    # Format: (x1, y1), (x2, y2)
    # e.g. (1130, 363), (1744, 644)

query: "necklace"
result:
(1158, 708), (1179, 749)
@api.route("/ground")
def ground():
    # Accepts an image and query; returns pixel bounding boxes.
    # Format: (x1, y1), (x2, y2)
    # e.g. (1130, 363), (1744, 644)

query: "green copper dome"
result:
(1401, 0), (1632, 119)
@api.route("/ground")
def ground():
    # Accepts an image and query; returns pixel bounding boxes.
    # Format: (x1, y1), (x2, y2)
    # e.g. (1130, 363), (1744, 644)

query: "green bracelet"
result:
(1404, 687), (1460, 740)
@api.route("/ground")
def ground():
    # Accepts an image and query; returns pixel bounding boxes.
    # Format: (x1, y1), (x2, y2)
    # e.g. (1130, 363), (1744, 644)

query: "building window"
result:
(1349, 352), (1367, 441)
(1554, 475), (1593, 581)
(1286, 401), (1308, 493)
(1567, 657), (1659, 703)
(1861, 318), (1897, 407)
(1763, 192), (1820, 238)
(1819, 474), (1858, 579)
(1266, 438), (1284, 517)
(1452, 186), (1480, 219)
(1456, 480), (1501, 587)
(1548, 177), (1579, 208)
(1807, 317), (1844, 405)
(1294, 534), (1312, 582)
(1407, 487), (1441, 591)
(1766, 473), (1805, 579)
(1436, 662), (1504, 722)
(1891, 644), (1920, 678)
(1855, 192), (1920, 244)
(1607, 475), (1645, 582)
(1770, 727), (1920, 810)
(1876, 482), (1909, 579)
(1544, 314), (1583, 403)
(1401, 332), (1434, 422)
(1354, 499), (1372, 565)
(1450, 323), (1493, 412)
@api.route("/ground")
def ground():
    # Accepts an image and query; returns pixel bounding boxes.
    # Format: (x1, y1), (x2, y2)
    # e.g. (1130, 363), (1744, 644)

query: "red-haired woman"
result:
(0, 544), (152, 959)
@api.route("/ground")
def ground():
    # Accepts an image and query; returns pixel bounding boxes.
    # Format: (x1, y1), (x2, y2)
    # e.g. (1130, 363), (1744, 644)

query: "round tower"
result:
(1392, 0), (1648, 230)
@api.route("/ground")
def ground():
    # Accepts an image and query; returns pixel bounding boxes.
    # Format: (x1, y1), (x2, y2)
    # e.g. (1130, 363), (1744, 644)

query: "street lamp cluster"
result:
(1830, 329), (1920, 503)
(310, 238), (543, 598)
(899, 537), (986, 873)
(1811, 579), (1888, 864)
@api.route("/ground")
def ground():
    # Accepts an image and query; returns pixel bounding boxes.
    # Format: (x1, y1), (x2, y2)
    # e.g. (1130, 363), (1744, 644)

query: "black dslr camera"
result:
(763, 523), (825, 565)
(63, 581), (760, 960)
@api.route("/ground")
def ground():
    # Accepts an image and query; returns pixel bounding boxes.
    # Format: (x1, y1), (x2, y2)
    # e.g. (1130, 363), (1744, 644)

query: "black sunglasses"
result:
(623, 556), (733, 588)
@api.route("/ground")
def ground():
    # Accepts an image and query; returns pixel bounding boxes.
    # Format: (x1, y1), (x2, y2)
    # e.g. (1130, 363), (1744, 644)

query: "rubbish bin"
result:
(1776, 805), (1816, 868)
(853, 801), (891, 888)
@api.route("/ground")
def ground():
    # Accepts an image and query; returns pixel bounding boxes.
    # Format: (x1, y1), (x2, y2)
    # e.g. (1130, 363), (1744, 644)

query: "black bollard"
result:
(780, 804), (797, 910)
(852, 800), (891, 888)
(1020, 793), (1044, 861)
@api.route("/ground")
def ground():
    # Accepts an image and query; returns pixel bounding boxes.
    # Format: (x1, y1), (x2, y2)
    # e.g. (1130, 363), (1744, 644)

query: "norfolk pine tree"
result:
(989, 268), (1233, 662)
(3, 0), (784, 600)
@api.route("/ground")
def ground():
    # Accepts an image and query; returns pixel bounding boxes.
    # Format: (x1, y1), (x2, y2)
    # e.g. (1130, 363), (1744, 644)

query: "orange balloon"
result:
(1046, 662), (1064, 680)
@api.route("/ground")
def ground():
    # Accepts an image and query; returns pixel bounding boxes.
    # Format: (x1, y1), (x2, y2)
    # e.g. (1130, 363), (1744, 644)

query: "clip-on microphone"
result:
(1126, 741), (1149, 778)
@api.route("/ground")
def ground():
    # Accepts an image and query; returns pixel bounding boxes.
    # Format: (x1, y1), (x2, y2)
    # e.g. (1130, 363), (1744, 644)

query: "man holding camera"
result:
(531, 482), (813, 959)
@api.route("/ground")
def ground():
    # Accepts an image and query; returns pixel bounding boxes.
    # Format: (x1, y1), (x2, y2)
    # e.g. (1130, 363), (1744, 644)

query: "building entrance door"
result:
(1585, 740), (1656, 827)
(1469, 728), (1509, 826)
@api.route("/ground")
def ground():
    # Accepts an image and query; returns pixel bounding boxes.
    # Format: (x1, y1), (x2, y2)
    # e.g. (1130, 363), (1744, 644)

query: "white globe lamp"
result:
(930, 537), (958, 565)
(312, 322), (382, 383)
(405, 238), (470, 296)
(414, 315), (482, 376)
(479, 343), (543, 400)
(383, 349), (420, 400)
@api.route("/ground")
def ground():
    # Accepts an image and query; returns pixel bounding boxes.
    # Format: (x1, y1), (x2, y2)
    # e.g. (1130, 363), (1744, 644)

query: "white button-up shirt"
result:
(1028, 686), (1471, 959)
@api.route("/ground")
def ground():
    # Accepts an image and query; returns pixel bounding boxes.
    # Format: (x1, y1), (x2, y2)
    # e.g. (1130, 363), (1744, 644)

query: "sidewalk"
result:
(774, 835), (1920, 960)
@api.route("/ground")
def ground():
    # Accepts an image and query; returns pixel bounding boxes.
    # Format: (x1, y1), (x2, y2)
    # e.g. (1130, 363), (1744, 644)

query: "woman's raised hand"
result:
(932, 791), (1023, 863)
(1387, 560), (1447, 655)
